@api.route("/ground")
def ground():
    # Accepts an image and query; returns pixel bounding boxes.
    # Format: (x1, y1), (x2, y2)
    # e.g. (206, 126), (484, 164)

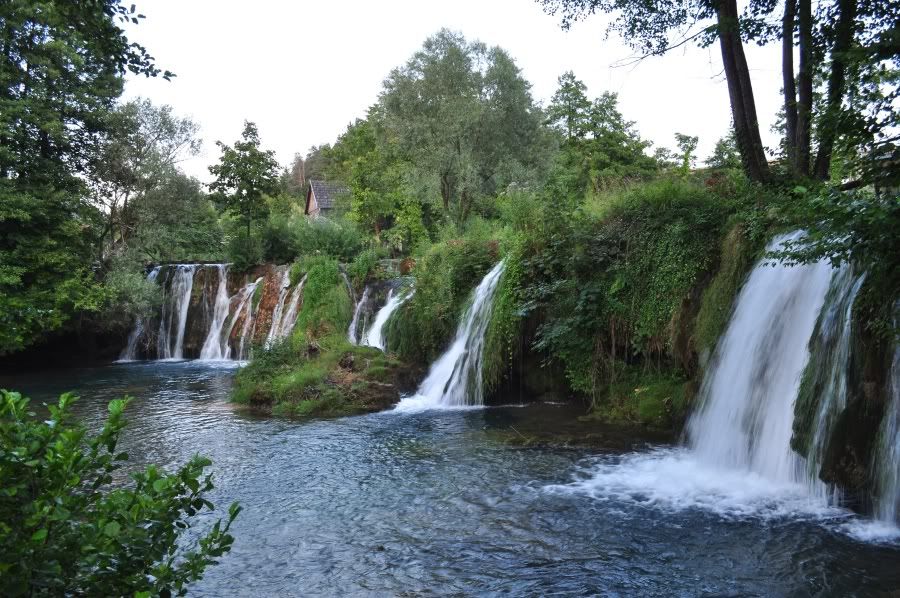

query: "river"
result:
(3, 361), (899, 596)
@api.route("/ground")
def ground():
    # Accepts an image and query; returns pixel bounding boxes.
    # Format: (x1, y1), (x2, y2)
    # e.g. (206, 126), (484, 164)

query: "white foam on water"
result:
(545, 448), (842, 521)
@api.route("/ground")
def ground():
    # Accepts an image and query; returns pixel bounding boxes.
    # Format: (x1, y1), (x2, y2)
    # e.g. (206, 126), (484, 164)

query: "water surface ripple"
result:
(4, 362), (898, 596)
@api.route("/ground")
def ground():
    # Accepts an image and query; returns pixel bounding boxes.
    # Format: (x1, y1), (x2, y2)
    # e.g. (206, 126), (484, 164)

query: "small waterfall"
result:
(199, 265), (231, 359)
(235, 279), (264, 360)
(397, 261), (505, 410)
(266, 274), (307, 347)
(348, 286), (372, 344)
(119, 267), (161, 361)
(363, 288), (413, 351)
(874, 310), (900, 524)
(795, 267), (866, 489)
(687, 232), (833, 487)
(156, 264), (195, 360)
(200, 276), (262, 360)
(265, 268), (292, 347)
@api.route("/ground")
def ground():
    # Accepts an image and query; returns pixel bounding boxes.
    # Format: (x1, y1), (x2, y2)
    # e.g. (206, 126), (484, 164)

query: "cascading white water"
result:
(800, 267), (866, 489)
(157, 265), (195, 360)
(687, 232), (833, 487)
(200, 276), (262, 360)
(363, 288), (413, 351)
(266, 274), (306, 348)
(119, 267), (161, 361)
(874, 310), (900, 525)
(396, 261), (505, 411)
(347, 286), (372, 344)
(199, 265), (231, 359)
(265, 268), (292, 348)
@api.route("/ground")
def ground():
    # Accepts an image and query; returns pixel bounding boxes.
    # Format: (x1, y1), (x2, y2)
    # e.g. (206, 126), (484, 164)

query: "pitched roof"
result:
(308, 180), (349, 211)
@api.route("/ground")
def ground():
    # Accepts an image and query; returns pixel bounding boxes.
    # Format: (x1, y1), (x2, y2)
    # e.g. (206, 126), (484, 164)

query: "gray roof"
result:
(308, 180), (349, 211)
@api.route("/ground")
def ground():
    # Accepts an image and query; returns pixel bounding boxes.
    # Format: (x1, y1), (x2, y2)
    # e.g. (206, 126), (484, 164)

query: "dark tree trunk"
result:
(795, 0), (814, 177)
(814, 0), (858, 180)
(782, 0), (798, 168)
(715, 0), (771, 183)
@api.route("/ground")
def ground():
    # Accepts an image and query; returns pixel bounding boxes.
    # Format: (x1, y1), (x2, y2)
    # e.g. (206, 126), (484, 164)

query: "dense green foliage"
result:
(0, 390), (238, 595)
(0, 1), (174, 354)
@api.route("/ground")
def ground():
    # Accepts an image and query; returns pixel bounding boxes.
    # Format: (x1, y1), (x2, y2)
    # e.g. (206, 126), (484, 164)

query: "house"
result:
(305, 180), (350, 217)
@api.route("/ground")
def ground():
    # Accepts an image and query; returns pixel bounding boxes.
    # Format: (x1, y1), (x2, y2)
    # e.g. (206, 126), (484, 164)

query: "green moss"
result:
(273, 386), (352, 418)
(693, 223), (758, 355)
(289, 256), (353, 347)
(483, 235), (525, 393)
(584, 367), (689, 429)
(251, 278), (265, 311)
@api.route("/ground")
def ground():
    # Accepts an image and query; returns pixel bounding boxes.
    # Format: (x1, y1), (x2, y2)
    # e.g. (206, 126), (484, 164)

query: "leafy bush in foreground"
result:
(0, 390), (239, 596)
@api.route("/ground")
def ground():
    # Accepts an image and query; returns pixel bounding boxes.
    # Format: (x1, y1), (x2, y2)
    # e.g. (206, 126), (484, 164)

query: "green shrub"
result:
(0, 390), (239, 596)
(226, 234), (264, 272)
(526, 178), (730, 398)
(293, 216), (363, 262)
(260, 212), (297, 264)
(347, 247), (385, 291)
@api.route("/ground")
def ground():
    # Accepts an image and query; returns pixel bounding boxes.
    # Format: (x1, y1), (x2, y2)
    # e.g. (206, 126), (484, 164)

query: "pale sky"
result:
(123, 0), (784, 182)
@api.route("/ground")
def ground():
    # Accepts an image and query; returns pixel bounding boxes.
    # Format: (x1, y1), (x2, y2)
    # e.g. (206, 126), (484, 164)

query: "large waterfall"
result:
(120, 263), (306, 362)
(688, 232), (834, 487)
(553, 232), (899, 537)
(396, 261), (505, 411)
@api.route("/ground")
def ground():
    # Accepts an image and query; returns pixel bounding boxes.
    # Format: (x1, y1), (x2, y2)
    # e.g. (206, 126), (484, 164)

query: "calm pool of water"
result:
(3, 361), (898, 596)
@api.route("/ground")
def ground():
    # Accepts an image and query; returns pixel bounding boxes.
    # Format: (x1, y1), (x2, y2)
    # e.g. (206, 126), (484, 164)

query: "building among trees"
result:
(305, 180), (350, 217)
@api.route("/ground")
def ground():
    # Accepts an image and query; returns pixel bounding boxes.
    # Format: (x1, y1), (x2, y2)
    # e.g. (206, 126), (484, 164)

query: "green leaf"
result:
(103, 521), (121, 537)
(152, 478), (169, 493)
(31, 529), (47, 542)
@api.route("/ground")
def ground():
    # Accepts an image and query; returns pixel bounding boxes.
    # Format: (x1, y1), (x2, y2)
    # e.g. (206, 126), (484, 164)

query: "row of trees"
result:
(287, 30), (728, 249)
(540, 0), (899, 185)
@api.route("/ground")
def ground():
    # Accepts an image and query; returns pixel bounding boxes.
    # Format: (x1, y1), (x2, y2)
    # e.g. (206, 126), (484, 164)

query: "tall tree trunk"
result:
(782, 0), (798, 168)
(715, 0), (771, 183)
(813, 0), (858, 180)
(795, 0), (813, 177)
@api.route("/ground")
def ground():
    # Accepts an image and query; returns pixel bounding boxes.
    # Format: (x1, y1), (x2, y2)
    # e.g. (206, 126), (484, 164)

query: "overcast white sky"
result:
(123, 0), (784, 182)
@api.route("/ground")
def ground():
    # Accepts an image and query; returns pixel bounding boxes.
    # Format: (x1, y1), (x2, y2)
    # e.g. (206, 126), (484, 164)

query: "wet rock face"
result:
(348, 279), (404, 345)
(182, 267), (217, 357)
(820, 316), (892, 512)
(119, 263), (309, 361)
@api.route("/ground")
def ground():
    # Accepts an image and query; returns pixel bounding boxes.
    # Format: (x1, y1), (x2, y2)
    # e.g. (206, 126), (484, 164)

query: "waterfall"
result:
(200, 276), (262, 360)
(347, 286), (372, 344)
(397, 261), (505, 410)
(363, 288), (413, 351)
(235, 279), (264, 360)
(795, 267), (866, 491)
(264, 268), (292, 347)
(156, 265), (195, 360)
(266, 274), (307, 347)
(874, 310), (900, 524)
(199, 265), (231, 359)
(119, 267), (161, 361)
(687, 232), (834, 487)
